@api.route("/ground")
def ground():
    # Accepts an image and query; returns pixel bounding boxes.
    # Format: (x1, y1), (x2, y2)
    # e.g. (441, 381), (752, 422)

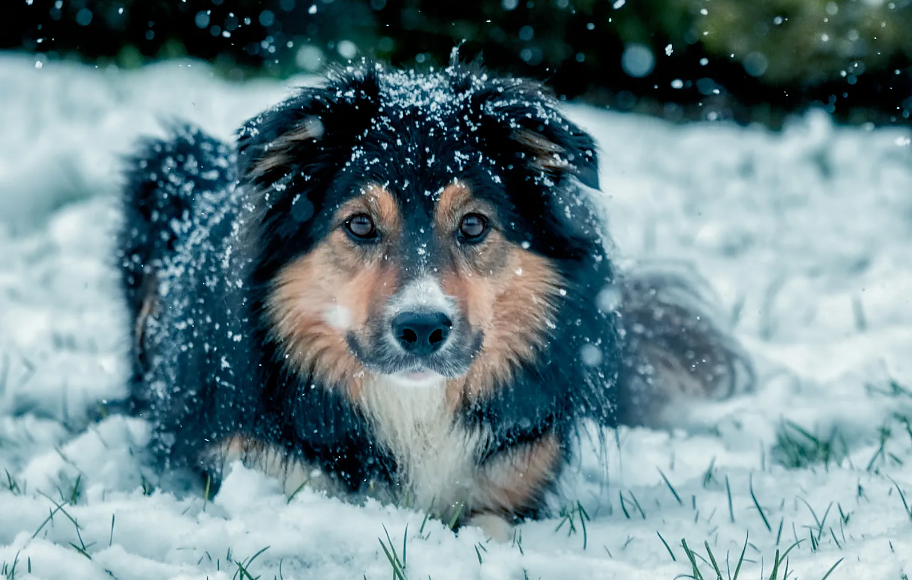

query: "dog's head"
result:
(240, 64), (611, 399)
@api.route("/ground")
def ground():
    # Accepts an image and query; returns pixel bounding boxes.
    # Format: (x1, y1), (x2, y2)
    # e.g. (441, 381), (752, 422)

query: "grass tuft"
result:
(674, 535), (813, 580)
(772, 421), (847, 470)
(474, 542), (486, 564)
(378, 524), (408, 580)
(4, 470), (23, 496)
(679, 538), (704, 580)
(0, 552), (21, 580)
(555, 502), (590, 549)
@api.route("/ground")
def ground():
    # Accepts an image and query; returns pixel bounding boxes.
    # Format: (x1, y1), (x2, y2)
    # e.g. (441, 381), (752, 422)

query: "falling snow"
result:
(1, 56), (912, 579)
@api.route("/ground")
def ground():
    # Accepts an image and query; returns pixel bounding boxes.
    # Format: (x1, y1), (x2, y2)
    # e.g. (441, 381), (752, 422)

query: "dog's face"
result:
(242, 65), (603, 397)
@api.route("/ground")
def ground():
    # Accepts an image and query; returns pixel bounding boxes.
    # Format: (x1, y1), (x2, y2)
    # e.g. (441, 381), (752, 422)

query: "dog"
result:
(117, 62), (752, 540)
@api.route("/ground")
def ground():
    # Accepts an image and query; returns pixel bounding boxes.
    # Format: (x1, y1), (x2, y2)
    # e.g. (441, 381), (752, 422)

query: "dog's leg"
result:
(466, 433), (563, 541)
(212, 436), (345, 498)
(464, 513), (514, 542)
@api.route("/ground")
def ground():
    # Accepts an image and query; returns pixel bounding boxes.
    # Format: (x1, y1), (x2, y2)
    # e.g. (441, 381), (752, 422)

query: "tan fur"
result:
(266, 186), (401, 397)
(512, 129), (571, 173)
(435, 182), (474, 227)
(134, 271), (159, 365)
(249, 117), (325, 179)
(434, 183), (564, 402)
(449, 250), (561, 402)
(474, 433), (562, 516)
(354, 374), (562, 530)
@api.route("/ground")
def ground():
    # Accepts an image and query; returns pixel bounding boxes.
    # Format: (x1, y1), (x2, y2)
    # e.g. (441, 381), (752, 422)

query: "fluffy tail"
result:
(116, 125), (234, 393)
(613, 263), (754, 427)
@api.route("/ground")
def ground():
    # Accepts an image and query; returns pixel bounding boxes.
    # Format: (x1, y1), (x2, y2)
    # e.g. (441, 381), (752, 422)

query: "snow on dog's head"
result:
(237, 62), (616, 410)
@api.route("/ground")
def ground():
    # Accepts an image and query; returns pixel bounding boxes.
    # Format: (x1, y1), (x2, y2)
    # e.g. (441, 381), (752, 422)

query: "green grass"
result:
(673, 534), (844, 580)
(749, 475), (772, 533)
(555, 502), (591, 549)
(618, 490), (647, 520)
(378, 524), (408, 580)
(474, 542), (487, 564)
(659, 468), (684, 506)
(657, 531), (677, 562)
(0, 552), (22, 580)
(232, 546), (270, 580)
(4, 469), (23, 495)
(772, 421), (848, 470)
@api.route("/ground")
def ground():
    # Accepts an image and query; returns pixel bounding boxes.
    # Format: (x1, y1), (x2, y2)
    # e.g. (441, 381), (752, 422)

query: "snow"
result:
(2, 53), (912, 579)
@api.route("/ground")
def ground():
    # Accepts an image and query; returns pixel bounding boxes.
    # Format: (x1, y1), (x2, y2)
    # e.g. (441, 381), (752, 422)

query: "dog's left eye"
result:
(345, 214), (378, 241)
(458, 214), (488, 243)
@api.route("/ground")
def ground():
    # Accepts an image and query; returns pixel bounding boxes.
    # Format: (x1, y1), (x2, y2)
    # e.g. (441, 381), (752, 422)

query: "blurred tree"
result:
(2, 0), (911, 127)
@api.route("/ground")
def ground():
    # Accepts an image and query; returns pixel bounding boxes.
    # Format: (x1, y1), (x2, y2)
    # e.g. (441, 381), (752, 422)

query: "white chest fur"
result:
(360, 376), (487, 513)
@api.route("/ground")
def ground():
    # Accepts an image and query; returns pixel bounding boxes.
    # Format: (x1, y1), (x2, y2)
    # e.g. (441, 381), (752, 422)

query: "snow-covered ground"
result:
(1, 53), (911, 579)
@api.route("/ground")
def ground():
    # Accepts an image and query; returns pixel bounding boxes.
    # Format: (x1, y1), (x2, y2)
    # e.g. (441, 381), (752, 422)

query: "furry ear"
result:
(236, 68), (381, 187)
(466, 76), (600, 189)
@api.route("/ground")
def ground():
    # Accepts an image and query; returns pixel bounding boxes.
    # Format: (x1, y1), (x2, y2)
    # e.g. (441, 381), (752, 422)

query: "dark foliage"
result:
(4, 0), (912, 127)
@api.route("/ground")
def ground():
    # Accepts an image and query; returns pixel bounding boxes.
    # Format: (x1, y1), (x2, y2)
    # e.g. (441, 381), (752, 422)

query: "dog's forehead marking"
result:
(387, 275), (456, 318)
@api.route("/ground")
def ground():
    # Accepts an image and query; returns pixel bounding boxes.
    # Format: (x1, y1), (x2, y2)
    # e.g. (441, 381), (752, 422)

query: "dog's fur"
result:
(118, 63), (751, 538)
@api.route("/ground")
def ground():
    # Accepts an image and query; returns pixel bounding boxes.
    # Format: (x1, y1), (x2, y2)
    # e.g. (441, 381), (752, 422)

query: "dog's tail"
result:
(117, 124), (234, 400)
(117, 125), (233, 319)
(613, 264), (755, 427)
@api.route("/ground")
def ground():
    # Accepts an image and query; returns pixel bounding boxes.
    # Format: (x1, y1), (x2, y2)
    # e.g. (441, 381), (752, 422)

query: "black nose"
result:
(392, 312), (452, 356)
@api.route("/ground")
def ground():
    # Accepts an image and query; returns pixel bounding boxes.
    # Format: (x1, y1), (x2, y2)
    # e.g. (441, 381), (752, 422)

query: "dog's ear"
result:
(236, 68), (381, 188)
(465, 76), (600, 189)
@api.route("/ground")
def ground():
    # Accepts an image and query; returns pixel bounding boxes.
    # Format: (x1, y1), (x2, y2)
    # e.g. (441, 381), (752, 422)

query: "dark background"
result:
(3, 0), (912, 128)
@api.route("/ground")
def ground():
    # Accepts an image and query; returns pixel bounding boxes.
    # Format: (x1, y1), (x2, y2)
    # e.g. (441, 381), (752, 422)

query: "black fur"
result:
(118, 63), (750, 524)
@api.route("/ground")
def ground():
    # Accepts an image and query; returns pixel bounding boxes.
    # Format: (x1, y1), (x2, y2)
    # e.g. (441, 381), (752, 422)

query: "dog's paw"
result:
(465, 513), (514, 542)
(208, 436), (345, 498)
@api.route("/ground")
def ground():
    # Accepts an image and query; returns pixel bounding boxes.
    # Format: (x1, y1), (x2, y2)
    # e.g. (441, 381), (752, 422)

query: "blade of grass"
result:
(658, 468), (684, 506)
(704, 541), (723, 580)
(820, 558), (844, 580)
(657, 531), (676, 562)
(729, 532), (748, 580)
(577, 502), (589, 549)
(749, 476), (772, 532)
(767, 549), (781, 580)
(680, 539), (704, 580)
(618, 491), (631, 519)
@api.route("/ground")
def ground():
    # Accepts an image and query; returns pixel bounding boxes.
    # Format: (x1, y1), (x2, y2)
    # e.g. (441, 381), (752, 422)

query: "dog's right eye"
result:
(344, 214), (378, 241)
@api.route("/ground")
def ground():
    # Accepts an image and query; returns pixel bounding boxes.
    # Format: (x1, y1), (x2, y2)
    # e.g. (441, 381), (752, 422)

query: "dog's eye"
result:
(345, 214), (377, 240)
(458, 214), (488, 243)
